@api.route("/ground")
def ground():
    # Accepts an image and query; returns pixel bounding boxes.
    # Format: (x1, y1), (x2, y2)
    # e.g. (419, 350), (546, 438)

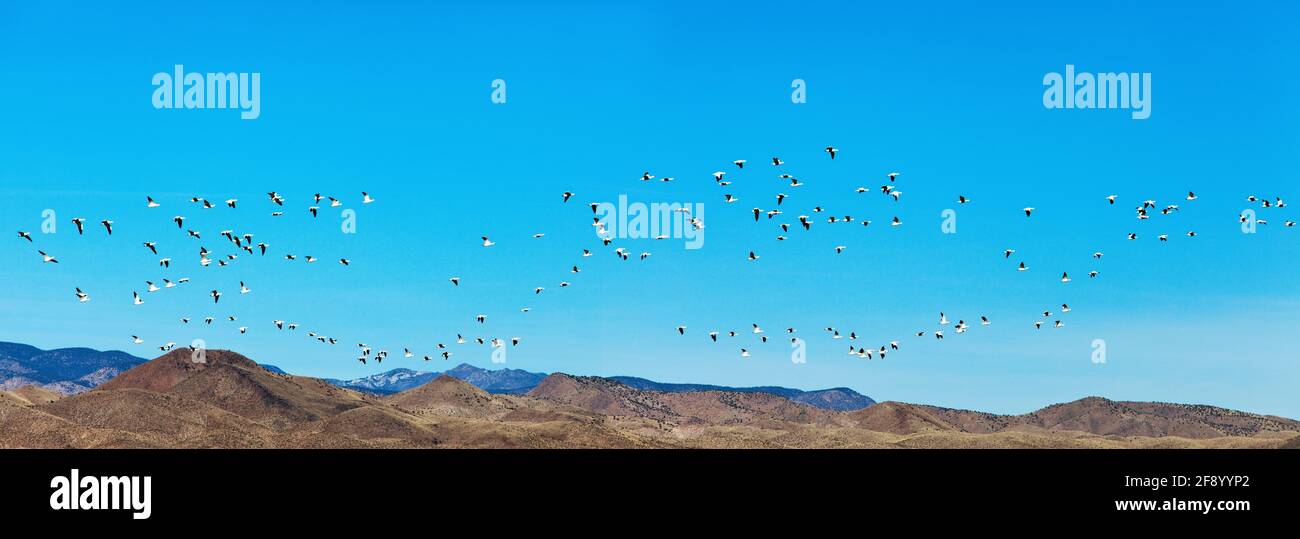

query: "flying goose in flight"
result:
(132, 291), (143, 305)
(210, 290), (221, 303)
(1018, 261), (1028, 271)
(824, 146), (838, 159)
(733, 159), (746, 168)
(1060, 272), (1071, 283)
(147, 196), (161, 208)
(146, 281), (160, 293)
(132, 335), (144, 344)
(482, 236), (495, 247)
(39, 250), (58, 263)
(70, 218), (86, 235)
(740, 349), (750, 358)
(226, 199), (238, 208)
(562, 191), (574, 203)
(362, 192), (375, 204)
(888, 172), (899, 182)
(1022, 207), (1035, 217)
(17, 231), (32, 242)
(747, 251), (760, 261)
(476, 314), (486, 323)
(143, 242), (158, 254)
(75, 288), (90, 302)
(309, 206), (319, 217)
(100, 220), (114, 235)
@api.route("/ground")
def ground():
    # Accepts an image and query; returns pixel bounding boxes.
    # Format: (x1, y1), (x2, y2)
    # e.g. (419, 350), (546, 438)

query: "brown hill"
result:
(0, 395), (155, 448)
(1012, 397), (1300, 438)
(529, 373), (682, 421)
(98, 349), (259, 392)
(848, 402), (958, 435)
(528, 373), (844, 428)
(100, 349), (378, 430)
(40, 388), (279, 448)
(0, 385), (64, 406)
(382, 375), (510, 419)
(845, 397), (1300, 440)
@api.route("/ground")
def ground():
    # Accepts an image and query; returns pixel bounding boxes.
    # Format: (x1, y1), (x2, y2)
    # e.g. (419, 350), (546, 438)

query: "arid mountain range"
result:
(0, 342), (875, 411)
(1, 348), (1296, 448)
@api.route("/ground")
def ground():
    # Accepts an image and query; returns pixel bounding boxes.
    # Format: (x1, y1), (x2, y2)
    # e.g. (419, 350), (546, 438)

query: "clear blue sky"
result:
(2, 1), (1297, 418)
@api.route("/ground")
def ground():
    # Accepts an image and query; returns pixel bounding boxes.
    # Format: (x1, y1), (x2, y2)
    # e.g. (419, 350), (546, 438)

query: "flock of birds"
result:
(628, 148), (1291, 360)
(12, 145), (1295, 367)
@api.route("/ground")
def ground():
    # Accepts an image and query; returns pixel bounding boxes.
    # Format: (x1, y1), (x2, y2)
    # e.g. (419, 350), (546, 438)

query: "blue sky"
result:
(1, 1), (1298, 417)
